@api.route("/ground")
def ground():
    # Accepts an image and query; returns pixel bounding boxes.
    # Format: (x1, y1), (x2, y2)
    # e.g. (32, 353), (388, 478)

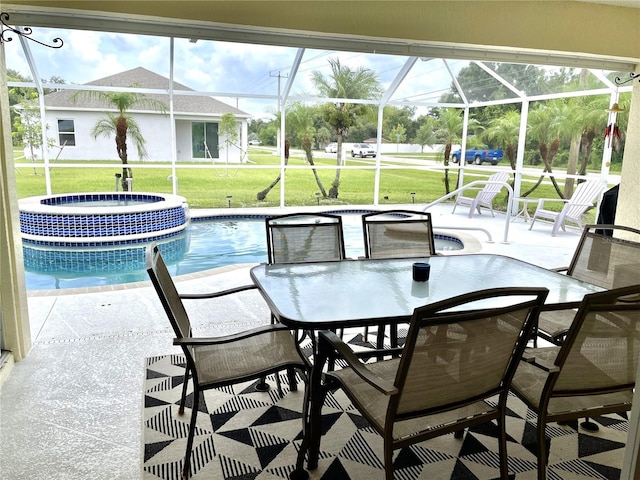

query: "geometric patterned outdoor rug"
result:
(143, 347), (628, 480)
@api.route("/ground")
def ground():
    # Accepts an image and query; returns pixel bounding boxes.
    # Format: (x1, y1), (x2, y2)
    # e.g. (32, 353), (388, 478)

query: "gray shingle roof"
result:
(44, 67), (249, 117)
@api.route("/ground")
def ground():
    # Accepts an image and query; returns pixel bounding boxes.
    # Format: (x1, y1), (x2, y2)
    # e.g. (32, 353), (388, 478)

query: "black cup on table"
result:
(412, 262), (430, 282)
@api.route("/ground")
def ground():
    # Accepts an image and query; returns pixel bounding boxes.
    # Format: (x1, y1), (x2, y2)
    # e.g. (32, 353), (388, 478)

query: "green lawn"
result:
(12, 148), (606, 223)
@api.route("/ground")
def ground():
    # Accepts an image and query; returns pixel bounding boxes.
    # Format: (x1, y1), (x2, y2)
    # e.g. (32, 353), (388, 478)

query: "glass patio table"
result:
(249, 254), (604, 477)
(250, 254), (604, 330)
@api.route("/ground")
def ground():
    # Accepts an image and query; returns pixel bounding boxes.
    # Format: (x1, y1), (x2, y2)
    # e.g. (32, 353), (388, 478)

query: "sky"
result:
(4, 26), (462, 119)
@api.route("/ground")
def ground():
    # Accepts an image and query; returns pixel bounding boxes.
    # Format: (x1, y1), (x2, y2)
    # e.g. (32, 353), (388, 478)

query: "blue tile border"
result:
(19, 192), (189, 246)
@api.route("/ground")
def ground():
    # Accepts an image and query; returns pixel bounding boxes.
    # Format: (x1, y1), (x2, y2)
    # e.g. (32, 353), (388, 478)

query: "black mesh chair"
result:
(146, 243), (310, 479)
(362, 209), (436, 259)
(266, 212), (346, 264)
(361, 209), (436, 345)
(294, 287), (548, 480)
(537, 224), (640, 344)
(511, 284), (640, 480)
(266, 211), (349, 352)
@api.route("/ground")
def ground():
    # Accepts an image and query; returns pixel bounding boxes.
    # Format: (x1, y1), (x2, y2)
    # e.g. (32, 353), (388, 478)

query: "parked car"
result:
(451, 148), (503, 165)
(248, 140), (262, 145)
(325, 142), (338, 153)
(351, 143), (377, 158)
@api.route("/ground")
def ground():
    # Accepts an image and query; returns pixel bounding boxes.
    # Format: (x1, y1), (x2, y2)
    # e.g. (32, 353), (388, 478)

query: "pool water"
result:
(23, 216), (463, 291)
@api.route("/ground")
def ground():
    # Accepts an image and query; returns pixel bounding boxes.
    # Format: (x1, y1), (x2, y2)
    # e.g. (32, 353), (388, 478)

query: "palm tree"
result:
(256, 139), (289, 201)
(256, 103), (329, 201)
(485, 110), (521, 171)
(413, 117), (438, 153)
(435, 108), (463, 194)
(72, 89), (166, 191)
(311, 58), (382, 198)
(558, 99), (586, 198)
(523, 102), (564, 197)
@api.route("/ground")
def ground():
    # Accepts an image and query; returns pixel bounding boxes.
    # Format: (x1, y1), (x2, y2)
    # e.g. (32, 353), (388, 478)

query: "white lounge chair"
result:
(452, 171), (511, 218)
(528, 180), (604, 236)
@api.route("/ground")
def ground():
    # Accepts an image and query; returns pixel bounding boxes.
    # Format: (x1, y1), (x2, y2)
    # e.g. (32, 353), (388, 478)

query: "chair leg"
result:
(288, 367), (298, 392)
(179, 368), (190, 415)
(497, 414), (509, 479)
(255, 375), (270, 391)
(290, 375), (312, 480)
(182, 388), (200, 479)
(383, 439), (394, 480)
(581, 417), (599, 431)
(536, 417), (548, 480)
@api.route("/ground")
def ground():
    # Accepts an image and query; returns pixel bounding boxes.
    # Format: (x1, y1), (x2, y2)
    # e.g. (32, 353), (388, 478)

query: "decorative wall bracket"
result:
(0, 12), (63, 48)
(615, 72), (640, 86)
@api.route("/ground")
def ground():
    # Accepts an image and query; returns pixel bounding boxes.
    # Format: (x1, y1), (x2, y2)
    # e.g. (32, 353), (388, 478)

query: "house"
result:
(40, 67), (251, 162)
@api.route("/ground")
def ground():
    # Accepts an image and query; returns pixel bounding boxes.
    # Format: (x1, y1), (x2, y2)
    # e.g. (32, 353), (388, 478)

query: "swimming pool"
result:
(23, 214), (464, 291)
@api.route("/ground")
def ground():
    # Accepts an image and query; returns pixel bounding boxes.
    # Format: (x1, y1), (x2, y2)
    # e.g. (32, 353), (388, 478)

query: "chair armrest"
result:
(536, 198), (569, 208)
(520, 349), (561, 373)
(174, 323), (291, 347)
(179, 284), (257, 299)
(319, 330), (398, 396)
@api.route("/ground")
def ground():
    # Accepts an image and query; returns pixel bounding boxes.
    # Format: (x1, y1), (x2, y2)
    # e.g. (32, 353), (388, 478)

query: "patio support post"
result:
(0, 43), (31, 360)
(511, 100), (529, 215)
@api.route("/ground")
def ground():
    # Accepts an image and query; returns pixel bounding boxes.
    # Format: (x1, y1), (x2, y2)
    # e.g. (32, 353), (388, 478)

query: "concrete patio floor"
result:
(0, 203), (589, 479)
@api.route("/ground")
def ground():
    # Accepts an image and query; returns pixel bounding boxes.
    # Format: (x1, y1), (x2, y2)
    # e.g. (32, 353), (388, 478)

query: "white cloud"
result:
(3, 26), (457, 117)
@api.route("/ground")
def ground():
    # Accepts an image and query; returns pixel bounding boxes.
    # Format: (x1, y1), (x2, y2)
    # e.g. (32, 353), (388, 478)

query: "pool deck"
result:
(1, 203), (588, 479)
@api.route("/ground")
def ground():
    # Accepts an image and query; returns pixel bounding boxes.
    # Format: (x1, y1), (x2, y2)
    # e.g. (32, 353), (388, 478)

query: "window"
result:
(191, 122), (218, 159)
(57, 119), (76, 146)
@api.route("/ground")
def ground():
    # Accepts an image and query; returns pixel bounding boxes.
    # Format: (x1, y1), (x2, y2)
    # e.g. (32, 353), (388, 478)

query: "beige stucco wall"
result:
(8, 1), (640, 63)
(616, 67), (640, 233)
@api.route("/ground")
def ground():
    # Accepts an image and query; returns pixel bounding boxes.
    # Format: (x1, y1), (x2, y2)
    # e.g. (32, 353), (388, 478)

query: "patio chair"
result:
(266, 211), (348, 351)
(307, 287), (548, 480)
(146, 243), (310, 479)
(510, 284), (640, 480)
(361, 209), (436, 345)
(536, 224), (640, 345)
(266, 212), (346, 264)
(451, 171), (511, 218)
(528, 179), (604, 236)
(362, 209), (437, 259)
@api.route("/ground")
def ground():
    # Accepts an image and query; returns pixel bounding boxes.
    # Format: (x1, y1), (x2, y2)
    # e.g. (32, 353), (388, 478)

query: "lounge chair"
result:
(528, 179), (604, 236)
(452, 171), (511, 217)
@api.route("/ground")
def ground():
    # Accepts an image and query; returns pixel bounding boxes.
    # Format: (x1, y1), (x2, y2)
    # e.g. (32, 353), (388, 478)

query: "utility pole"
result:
(270, 70), (288, 155)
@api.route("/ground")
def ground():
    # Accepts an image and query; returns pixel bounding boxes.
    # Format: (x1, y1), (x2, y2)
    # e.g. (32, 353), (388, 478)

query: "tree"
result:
(7, 69), (33, 142)
(389, 123), (406, 152)
(72, 87), (167, 191)
(12, 95), (55, 174)
(219, 113), (240, 175)
(256, 139), (289, 201)
(312, 58), (382, 198)
(434, 108), (463, 194)
(523, 102), (564, 197)
(413, 118), (438, 153)
(316, 126), (331, 148)
(484, 109), (521, 171)
(382, 106), (417, 141)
